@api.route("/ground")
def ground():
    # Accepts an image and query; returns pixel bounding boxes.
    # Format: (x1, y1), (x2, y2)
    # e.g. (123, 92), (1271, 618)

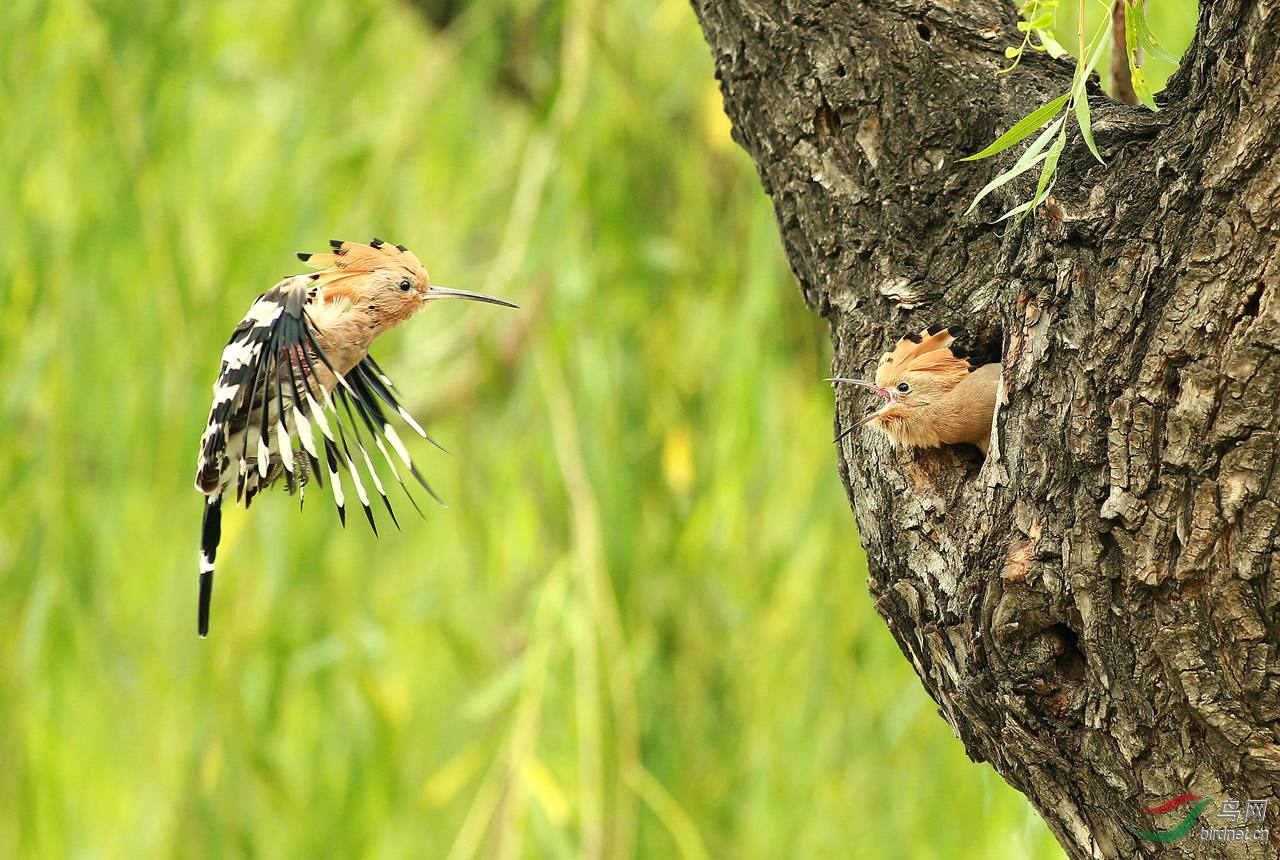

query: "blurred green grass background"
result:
(0, 0), (1190, 857)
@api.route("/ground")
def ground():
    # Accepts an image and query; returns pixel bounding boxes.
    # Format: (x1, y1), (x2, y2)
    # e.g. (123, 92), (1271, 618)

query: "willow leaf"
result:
(961, 93), (1070, 161)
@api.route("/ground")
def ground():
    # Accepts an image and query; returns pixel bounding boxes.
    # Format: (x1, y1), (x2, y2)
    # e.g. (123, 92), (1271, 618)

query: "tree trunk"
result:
(690, 1), (1280, 857)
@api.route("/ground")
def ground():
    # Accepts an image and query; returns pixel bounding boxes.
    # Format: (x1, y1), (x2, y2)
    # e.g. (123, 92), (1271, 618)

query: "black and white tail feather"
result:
(194, 277), (439, 637)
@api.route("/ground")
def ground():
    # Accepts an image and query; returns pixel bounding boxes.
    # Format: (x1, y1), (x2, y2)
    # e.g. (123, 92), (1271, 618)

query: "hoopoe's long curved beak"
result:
(426, 285), (519, 308)
(826, 377), (895, 425)
(826, 377), (893, 399)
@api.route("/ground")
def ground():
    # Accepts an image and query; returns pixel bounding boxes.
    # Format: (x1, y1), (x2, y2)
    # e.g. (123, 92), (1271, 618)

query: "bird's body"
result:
(194, 239), (514, 637)
(832, 325), (1000, 453)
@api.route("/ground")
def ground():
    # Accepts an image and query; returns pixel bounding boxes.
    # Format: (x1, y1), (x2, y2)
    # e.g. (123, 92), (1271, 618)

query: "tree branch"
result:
(1111, 1), (1138, 106)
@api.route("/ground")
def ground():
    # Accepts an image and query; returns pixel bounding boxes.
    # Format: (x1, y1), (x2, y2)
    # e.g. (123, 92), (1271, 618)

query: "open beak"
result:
(426, 285), (519, 308)
(826, 377), (894, 401)
(825, 377), (894, 426)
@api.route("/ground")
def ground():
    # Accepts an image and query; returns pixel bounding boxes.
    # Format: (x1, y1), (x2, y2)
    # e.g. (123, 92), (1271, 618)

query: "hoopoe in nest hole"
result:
(194, 239), (515, 637)
(830, 325), (1000, 452)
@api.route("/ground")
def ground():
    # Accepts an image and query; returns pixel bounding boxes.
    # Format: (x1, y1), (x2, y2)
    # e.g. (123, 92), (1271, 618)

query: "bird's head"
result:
(830, 325), (973, 444)
(297, 239), (516, 332)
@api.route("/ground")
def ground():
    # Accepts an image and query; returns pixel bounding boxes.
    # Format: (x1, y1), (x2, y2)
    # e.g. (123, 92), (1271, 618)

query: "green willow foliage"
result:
(964, 0), (1195, 221)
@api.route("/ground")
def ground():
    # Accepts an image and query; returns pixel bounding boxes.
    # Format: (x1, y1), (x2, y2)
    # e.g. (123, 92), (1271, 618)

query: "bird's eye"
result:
(398, 279), (413, 292)
(896, 382), (911, 393)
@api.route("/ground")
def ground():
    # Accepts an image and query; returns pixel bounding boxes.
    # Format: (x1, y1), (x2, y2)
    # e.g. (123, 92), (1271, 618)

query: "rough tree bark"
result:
(691, 1), (1279, 858)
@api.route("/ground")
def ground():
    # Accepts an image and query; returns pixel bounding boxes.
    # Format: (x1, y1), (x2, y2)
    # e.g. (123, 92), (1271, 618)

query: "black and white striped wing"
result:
(194, 279), (439, 636)
(320, 354), (449, 528)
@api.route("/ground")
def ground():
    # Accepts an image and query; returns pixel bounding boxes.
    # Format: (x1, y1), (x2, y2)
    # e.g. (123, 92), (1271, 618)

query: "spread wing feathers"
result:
(875, 324), (973, 387)
(193, 275), (439, 637)
(334, 359), (445, 512)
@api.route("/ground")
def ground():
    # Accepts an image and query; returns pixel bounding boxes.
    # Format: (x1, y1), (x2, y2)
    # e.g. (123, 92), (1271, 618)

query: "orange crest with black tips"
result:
(874, 325), (973, 390)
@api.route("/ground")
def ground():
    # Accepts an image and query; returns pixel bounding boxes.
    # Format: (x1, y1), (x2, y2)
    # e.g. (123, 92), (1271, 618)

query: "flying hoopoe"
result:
(194, 239), (515, 637)
(830, 325), (1000, 452)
